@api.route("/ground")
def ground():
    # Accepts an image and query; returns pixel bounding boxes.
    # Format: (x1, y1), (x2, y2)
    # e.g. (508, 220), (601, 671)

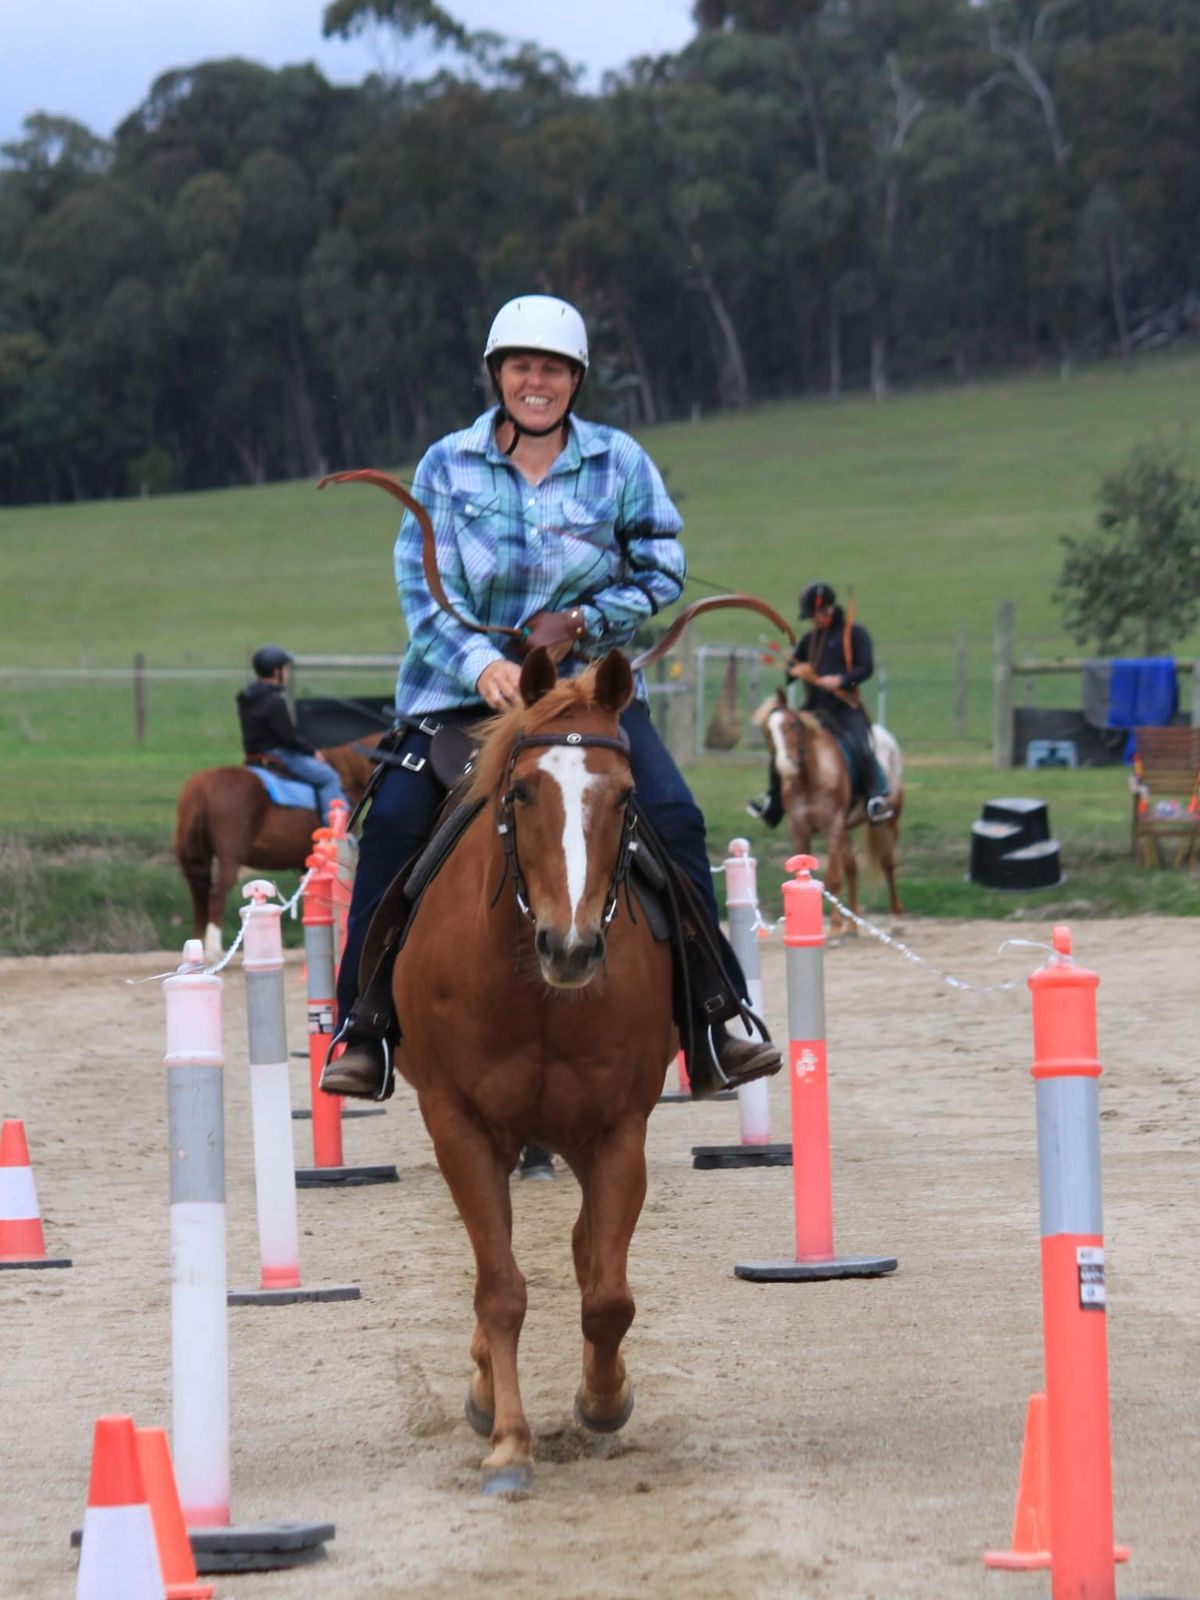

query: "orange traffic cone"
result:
(985, 1392), (1051, 1569)
(0, 1118), (71, 1269)
(76, 1415), (165, 1599)
(135, 1429), (214, 1600)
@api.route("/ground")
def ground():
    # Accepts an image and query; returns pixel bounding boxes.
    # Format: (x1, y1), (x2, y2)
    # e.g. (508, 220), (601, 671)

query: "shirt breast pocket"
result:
(559, 495), (618, 546)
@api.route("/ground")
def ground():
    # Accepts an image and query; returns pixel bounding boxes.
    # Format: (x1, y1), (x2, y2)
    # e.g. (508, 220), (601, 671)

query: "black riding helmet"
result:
(798, 583), (836, 620)
(252, 644), (293, 677)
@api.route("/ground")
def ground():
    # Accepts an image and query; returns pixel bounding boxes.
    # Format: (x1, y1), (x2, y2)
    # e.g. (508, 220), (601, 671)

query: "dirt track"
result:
(2, 919), (1198, 1599)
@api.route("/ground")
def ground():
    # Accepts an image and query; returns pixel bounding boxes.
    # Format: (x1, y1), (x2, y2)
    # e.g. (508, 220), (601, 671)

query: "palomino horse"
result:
(754, 693), (904, 935)
(391, 647), (674, 1495)
(174, 738), (379, 958)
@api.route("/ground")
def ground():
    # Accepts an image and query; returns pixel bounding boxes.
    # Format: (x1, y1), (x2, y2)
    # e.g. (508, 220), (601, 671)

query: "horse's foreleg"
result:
(429, 1102), (531, 1493)
(824, 821), (849, 938)
(573, 1116), (648, 1434)
(842, 837), (860, 935)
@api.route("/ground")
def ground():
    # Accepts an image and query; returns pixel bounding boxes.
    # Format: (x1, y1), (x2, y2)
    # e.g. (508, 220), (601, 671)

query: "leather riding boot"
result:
(319, 1030), (393, 1101)
(318, 941), (399, 1102)
(687, 1022), (782, 1099)
(714, 1026), (782, 1086)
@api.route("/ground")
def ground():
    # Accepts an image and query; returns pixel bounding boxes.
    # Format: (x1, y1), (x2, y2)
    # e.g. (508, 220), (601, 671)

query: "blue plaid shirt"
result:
(394, 408), (685, 712)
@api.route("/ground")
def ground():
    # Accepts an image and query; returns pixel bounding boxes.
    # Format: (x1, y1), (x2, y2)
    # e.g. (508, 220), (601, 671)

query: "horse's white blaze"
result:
(538, 746), (601, 942)
(767, 710), (799, 777)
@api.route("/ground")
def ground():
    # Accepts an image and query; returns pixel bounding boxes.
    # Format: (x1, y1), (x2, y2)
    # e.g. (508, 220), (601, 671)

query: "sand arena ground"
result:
(2, 917), (1198, 1598)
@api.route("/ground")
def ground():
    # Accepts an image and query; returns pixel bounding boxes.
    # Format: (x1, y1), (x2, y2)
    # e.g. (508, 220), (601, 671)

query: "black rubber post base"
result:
(72, 1520), (335, 1572)
(191, 1522), (335, 1573)
(227, 1283), (360, 1306)
(292, 1106), (386, 1119)
(692, 1143), (793, 1170)
(0, 1256), (72, 1269)
(294, 1162), (398, 1187)
(735, 1254), (898, 1282)
(658, 1089), (737, 1105)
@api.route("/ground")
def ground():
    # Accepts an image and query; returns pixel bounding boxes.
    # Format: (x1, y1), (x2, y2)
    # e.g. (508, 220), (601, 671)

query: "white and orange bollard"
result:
(296, 854), (396, 1188)
(736, 855), (897, 1282)
(75, 1415), (165, 1600)
(985, 925), (1129, 1594)
(692, 839), (790, 1169)
(0, 1118), (71, 1269)
(163, 939), (335, 1571)
(229, 884), (361, 1299)
(164, 941), (231, 1524)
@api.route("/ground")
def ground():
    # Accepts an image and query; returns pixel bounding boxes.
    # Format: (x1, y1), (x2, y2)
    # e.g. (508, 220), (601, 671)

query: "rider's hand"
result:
(519, 607), (587, 663)
(816, 673), (844, 690)
(477, 659), (524, 711)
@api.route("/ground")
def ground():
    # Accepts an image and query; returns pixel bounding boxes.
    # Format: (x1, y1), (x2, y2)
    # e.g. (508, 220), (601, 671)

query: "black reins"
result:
(493, 729), (638, 927)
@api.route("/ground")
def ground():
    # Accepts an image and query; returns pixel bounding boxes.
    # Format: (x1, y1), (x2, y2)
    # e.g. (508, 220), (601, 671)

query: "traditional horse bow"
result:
(316, 469), (522, 643)
(630, 595), (795, 670)
(317, 469), (795, 663)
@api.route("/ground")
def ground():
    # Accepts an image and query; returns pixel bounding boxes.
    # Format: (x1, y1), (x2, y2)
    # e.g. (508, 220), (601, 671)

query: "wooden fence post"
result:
(133, 652), (146, 744)
(993, 600), (1014, 769)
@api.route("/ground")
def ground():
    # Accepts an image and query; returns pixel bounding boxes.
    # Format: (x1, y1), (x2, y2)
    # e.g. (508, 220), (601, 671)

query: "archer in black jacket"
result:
(749, 583), (892, 827)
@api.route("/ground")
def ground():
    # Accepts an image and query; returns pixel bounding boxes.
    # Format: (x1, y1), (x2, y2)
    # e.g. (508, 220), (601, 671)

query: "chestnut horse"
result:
(391, 647), (673, 1496)
(174, 738), (379, 958)
(754, 693), (904, 936)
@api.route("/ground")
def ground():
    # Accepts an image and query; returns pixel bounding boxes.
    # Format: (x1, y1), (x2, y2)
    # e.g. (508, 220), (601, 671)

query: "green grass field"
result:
(3, 351), (1198, 952)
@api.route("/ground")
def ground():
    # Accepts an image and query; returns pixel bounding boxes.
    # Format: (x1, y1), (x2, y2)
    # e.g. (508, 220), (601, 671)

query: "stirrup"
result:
(320, 1018), (395, 1102)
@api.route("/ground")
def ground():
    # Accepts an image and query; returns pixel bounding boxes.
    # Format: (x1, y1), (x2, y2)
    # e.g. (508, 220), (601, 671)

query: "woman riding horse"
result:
(320, 293), (782, 1103)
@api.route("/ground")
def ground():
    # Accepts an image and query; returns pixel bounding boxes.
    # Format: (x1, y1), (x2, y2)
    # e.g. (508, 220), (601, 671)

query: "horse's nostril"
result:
(535, 928), (554, 960)
(590, 932), (606, 964)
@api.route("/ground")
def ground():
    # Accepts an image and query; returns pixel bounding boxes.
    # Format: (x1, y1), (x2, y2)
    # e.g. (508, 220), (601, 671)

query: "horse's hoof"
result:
(574, 1385), (635, 1435)
(480, 1461), (533, 1498)
(518, 1143), (555, 1181)
(464, 1388), (494, 1438)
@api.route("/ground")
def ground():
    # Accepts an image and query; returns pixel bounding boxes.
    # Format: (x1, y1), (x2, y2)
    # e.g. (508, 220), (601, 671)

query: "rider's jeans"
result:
(264, 749), (347, 825)
(335, 698), (740, 1022)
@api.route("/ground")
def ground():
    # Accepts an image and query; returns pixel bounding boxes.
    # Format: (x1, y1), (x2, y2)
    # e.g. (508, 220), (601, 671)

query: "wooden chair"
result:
(1130, 726), (1200, 867)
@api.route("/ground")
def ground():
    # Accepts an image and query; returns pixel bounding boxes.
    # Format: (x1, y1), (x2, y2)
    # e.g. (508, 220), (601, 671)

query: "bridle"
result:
(492, 729), (637, 929)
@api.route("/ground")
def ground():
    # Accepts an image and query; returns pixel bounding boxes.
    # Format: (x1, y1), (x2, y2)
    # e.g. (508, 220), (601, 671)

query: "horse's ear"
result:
(519, 647), (557, 706)
(592, 650), (634, 714)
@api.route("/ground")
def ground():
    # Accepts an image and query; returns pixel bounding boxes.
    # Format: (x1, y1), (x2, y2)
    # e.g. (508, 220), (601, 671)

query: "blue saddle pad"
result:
(247, 766), (318, 810)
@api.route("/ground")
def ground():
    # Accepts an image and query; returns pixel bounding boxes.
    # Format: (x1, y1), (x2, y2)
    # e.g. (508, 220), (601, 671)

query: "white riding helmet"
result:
(484, 295), (589, 371)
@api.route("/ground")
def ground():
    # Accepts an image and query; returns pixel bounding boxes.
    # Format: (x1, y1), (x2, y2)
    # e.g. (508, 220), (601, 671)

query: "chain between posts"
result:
(743, 885), (1042, 996)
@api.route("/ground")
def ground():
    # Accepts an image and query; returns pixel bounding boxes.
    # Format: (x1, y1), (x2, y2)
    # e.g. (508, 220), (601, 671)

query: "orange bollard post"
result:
(295, 849), (397, 1189)
(302, 849), (344, 1173)
(736, 856), (896, 1282)
(985, 926), (1128, 1593)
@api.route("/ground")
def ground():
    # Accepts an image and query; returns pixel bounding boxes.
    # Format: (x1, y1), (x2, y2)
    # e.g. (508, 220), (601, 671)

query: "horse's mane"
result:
(465, 668), (602, 805)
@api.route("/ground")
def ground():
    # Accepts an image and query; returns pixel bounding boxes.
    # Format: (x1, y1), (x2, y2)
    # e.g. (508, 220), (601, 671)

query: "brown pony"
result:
(174, 738), (379, 957)
(391, 647), (674, 1496)
(754, 693), (904, 936)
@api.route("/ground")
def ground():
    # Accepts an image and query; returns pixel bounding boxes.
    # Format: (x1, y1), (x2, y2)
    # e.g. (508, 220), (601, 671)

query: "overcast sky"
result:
(1, 0), (697, 146)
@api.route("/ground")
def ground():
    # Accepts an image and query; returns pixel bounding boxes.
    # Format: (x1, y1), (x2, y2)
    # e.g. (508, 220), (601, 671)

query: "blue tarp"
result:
(1106, 658), (1178, 761)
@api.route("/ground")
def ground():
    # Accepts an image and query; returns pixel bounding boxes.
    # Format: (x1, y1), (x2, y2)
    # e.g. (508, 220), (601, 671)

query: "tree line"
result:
(1, 0), (1198, 505)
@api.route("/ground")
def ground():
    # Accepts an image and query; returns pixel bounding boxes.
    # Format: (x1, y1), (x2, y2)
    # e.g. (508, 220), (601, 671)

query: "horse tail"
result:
(174, 775), (213, 937)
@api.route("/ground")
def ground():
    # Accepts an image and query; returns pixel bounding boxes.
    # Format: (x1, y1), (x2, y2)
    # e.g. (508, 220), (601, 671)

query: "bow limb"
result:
(316, 468), (522, 641)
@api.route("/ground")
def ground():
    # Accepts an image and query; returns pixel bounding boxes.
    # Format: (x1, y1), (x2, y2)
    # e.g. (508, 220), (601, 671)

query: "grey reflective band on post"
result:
(786, 948), (826, 1042)
(1036, 1076), (1104, 1238)
(246, 970), (288, 1066)
(168, 1066), (226, 1205)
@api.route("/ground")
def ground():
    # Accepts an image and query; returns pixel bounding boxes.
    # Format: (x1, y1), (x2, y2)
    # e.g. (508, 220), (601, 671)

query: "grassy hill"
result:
(2, 351), (1198, 951)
